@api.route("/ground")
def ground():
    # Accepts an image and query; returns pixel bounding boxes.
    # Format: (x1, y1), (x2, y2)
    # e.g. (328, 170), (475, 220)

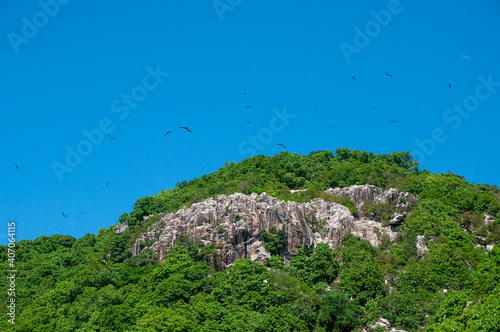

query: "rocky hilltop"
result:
(122, 185), (415, 270)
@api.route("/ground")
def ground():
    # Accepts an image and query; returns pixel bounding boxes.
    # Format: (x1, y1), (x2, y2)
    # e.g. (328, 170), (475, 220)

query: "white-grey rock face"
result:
(115, 222), (129, 235)
(416, 235), (428, 258)
(131, 186), (415, 270)
(326, 185), (414, 212)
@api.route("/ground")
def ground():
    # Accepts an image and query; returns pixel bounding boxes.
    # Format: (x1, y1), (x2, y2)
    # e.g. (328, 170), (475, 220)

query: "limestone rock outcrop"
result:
(128, 185), (416, 270)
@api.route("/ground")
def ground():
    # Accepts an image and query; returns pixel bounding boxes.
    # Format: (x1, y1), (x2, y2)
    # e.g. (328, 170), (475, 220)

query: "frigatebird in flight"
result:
(62, 212), (68, 218)
(277, 144), (287, 149)
(110, 137), (116, 142)
(179, 127), (192, 132)
(107, 133), (111, 138)
(447, 83), (451, 89)
(350, 76), (355, 80)
(385, 73), (392, 77)
(387, 120), (398, 123)
(165, 131), (172, 136)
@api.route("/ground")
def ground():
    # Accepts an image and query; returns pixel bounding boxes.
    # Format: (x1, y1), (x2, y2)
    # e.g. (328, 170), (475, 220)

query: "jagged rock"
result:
(416, 235), (428, 258)
(369, 317), (391, 330)
(326, 185), (414, 212)
(390, 213), (405, 225)
(115, 222), (129, 235)
(484, 214), (495, 226)
(131, 186), (415, 270)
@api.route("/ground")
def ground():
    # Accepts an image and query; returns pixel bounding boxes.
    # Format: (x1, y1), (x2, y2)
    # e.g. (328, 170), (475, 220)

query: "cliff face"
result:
(125, 185), (415, 270)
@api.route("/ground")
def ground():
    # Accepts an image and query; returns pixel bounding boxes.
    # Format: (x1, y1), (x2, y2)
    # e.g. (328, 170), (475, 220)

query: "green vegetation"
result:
(1, 148), (500, 331)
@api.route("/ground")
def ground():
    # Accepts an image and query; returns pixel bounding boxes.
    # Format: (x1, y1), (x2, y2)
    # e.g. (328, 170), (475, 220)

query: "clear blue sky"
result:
(1, 0), (500, 244)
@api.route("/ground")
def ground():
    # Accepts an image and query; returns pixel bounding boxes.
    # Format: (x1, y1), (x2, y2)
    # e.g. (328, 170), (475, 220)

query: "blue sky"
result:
(1, 0), (500, 244)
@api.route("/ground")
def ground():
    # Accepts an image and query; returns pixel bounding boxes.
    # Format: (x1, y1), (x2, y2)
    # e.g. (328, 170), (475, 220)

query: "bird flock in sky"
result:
(8, 63), (465, 219)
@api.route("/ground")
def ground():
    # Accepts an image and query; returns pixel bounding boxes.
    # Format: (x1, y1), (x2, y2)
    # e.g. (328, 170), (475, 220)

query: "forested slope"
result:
(1, 148), (500, 331)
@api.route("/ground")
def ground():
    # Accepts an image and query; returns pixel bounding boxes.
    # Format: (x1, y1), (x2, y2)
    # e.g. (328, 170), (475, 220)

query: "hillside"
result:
(2, 148), (500, 331)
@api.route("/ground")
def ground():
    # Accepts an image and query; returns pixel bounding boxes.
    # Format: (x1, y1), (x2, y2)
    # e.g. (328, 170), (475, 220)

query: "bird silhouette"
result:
(277, 143), (287, 149)
(107, 133), (111, 138)
(385, 73), (392, 77)
(179, 127), (192, 132)
(62, 212), (68, 218)
(246, 106), (252, 108)
(350, 76), (355, 80)
(15, 164), (18, 170)
(246, 121), (251, 124)
(371, 106), (376, 110)
(110, 137), (116, 142)
(243, 93), (247, 95)
(447, 83), (451, 89)
(387, 120), (398, 123)
(106, 182), (109, 186)
(81, 212), (85, 214)
(165, 131), (172, 136)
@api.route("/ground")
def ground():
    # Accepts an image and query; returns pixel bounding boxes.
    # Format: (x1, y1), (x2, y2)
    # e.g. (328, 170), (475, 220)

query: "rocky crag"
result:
(121, 185), (417, 271)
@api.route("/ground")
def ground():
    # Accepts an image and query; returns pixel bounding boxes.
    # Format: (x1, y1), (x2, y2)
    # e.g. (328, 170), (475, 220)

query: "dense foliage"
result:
(2, 148), (500, 331)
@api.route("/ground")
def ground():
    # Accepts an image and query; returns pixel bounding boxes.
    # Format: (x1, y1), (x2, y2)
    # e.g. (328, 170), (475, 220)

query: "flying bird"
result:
(15, 164), (18, 170)
(385, 73), (392, 77)
(246, 121), (251, 124)
(81, 212), (85, 214)
(106, 182), (109, 186)
(246, 106), (252, 108)
(447, 83), (451, 89)
(164, 131), (172, 136)
(110, 137), (116, 142)
(107, 133), (111, 138)
(371, 106), (376, 110)
(179, 127), (192, 132)
(62, 212), (68, 218)
(277, 143), (287, 149)
(243, 93), (247, 95)
(461, 55), (469, 59)
(387, 120), (398, 123)
(350, 76), (355, 80)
